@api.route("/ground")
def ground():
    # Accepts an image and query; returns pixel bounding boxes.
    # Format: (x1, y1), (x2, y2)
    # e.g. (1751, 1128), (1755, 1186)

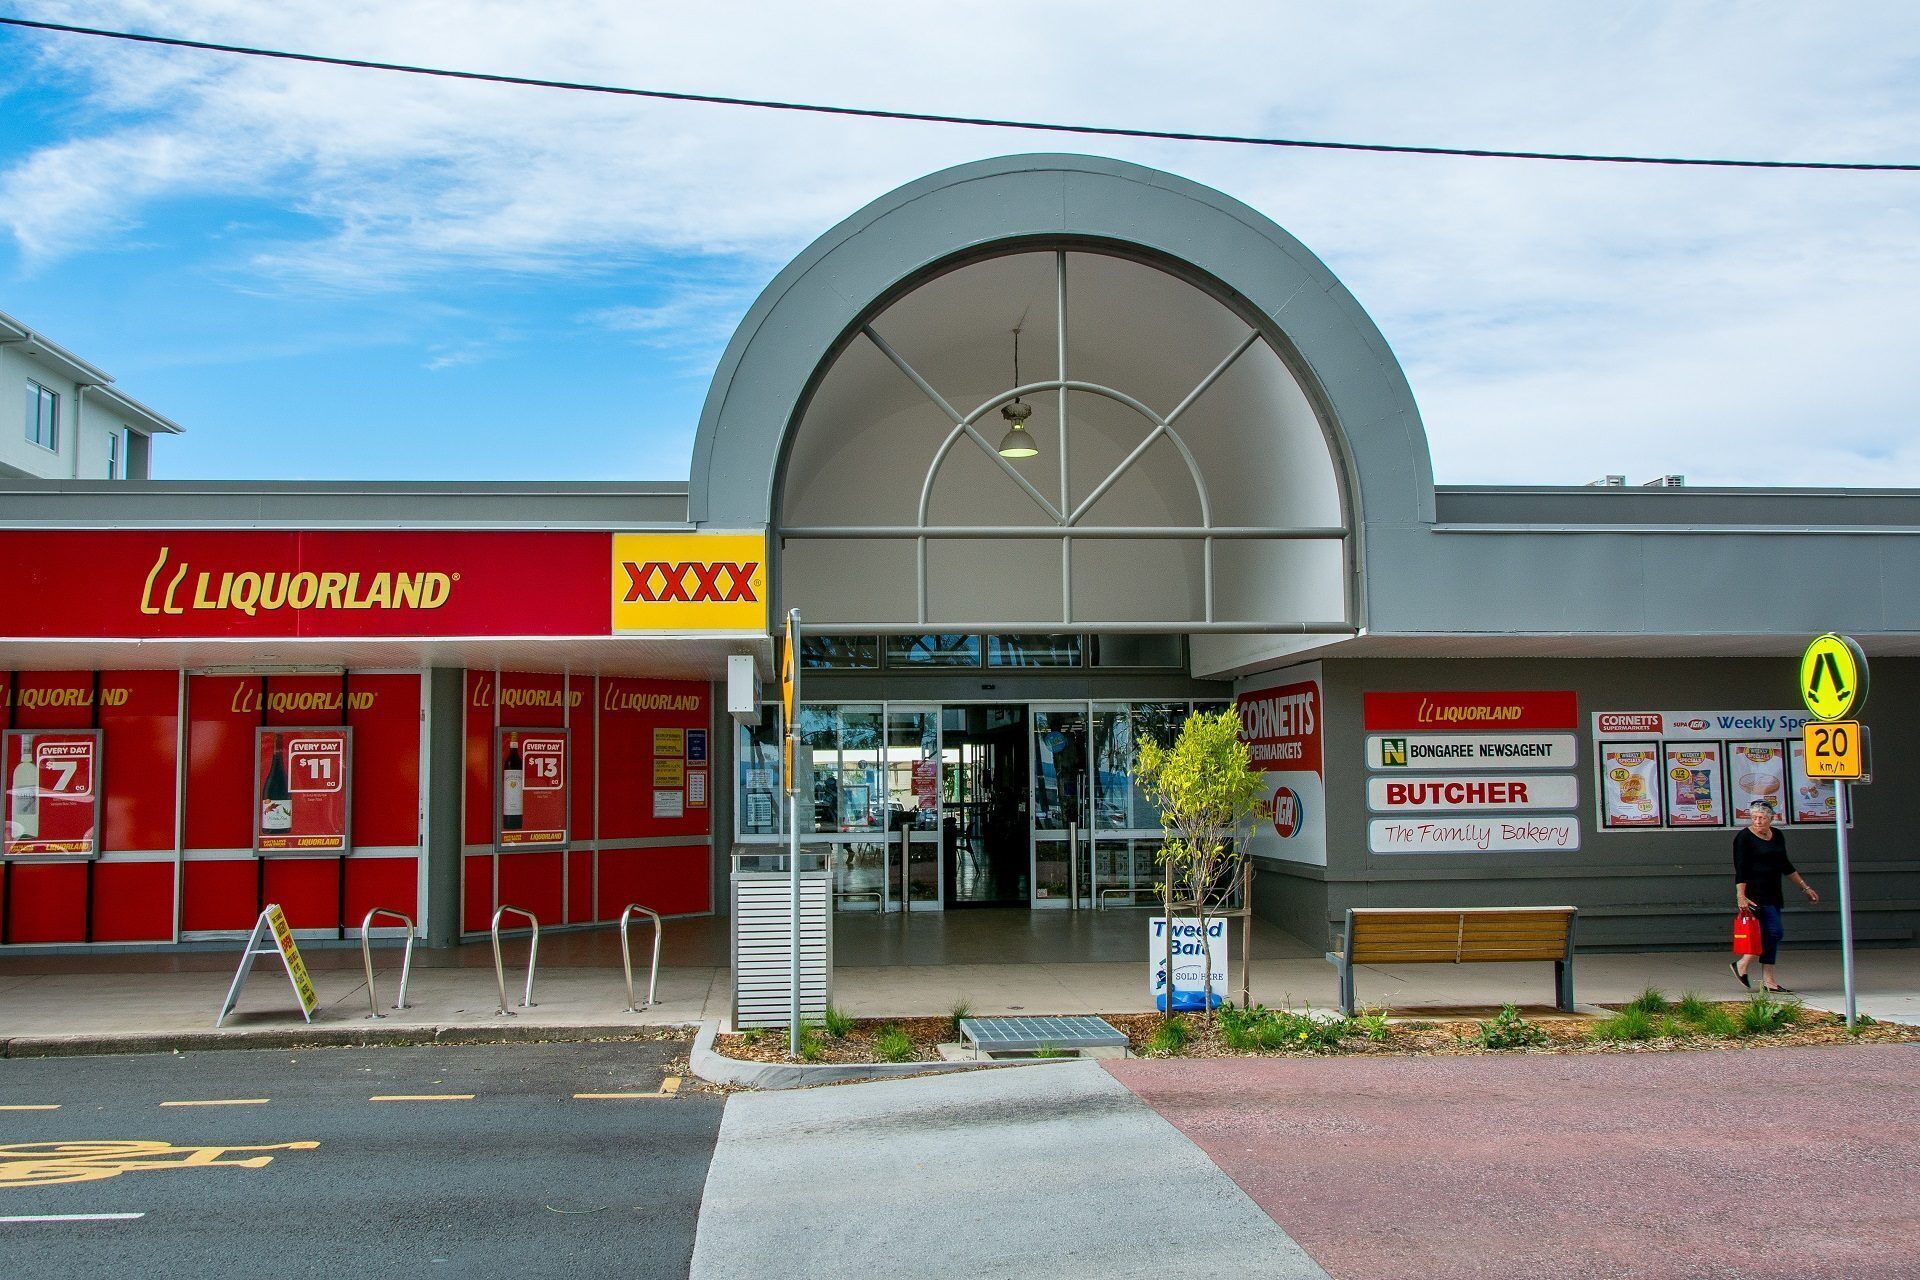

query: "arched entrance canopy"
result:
(690, 154), (1437, 640)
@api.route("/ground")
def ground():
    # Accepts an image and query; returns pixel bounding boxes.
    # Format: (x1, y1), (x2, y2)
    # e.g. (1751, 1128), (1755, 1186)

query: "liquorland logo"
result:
(610, 532), (768, 634)
(140, 546), (453, 618)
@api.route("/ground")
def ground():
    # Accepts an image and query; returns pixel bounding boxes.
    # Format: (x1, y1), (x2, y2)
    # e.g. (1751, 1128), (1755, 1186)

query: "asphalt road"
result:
(0, 1037), (721, 1277)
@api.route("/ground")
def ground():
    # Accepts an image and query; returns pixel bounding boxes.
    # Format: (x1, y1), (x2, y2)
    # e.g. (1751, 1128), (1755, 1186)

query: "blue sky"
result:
(3, 3), (1918, 485)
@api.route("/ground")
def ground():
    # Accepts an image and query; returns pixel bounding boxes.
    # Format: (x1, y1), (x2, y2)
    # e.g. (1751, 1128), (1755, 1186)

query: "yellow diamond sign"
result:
(1799, 633), (1868, 722)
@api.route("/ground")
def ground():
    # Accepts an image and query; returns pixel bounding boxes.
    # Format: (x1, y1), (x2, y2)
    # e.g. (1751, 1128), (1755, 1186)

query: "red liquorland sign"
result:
(1363, 690), (1578, 733)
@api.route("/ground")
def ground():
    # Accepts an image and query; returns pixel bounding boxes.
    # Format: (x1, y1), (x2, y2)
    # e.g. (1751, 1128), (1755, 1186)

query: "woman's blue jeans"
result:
(1756, 904), (1785, 965)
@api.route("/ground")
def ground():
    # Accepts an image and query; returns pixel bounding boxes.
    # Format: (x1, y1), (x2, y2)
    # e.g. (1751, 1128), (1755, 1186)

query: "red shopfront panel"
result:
(462, 854), (493, 933)
(92, 862), (175, 942)
(348, 674), (421, 850)
(596, 846), (709, 919)
(497, 849), (565, 926)
(567, 849), (593, 923)
(4, 673), (96, 943)
(596, 678), (711, 845)
(99, 671), (179, 856)
(345, 857), (417, 922)
(182, 860), (258, 933)
(264, 856), (341, 931)
(0, 670), (8, 928)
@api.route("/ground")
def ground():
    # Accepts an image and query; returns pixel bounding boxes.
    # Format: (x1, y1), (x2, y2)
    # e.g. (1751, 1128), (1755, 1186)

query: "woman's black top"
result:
(1733, 828), (1795, 906)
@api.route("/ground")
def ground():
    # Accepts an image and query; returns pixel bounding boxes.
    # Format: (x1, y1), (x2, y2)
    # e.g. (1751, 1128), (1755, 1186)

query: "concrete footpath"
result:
(3, 933), (1916, 1053)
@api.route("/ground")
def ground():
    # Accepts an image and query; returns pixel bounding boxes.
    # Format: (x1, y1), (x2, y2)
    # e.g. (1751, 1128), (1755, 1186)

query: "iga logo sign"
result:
(611, 532), (767, 633)
(1271, 786), (1303, 839)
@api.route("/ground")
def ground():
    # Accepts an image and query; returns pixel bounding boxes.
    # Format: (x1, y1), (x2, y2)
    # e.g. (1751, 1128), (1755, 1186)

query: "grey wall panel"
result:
(1256, 656), (1920, 953)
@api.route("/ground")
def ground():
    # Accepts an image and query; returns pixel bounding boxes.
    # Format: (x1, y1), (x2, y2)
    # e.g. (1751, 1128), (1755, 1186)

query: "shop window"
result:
(1092, 634), (1184, 668)
(735, 712), (785, 836)
(800, 636), (879, 670)
(987, 634), (1083, 667)
(885, 634), (981, 668)
(25, 381), (59, 451)
(799, 704), (885, 833)
(1093, 703), (1188, 830)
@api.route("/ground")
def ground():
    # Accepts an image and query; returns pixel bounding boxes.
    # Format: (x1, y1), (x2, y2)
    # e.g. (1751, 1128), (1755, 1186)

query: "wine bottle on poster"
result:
(262, 733), (292, 834)
(502, 733), (524, 831)
(8, 733), (38, 842)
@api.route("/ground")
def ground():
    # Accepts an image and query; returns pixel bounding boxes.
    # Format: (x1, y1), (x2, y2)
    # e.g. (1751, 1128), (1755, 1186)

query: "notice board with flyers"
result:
(1592, 710), (1838, 830)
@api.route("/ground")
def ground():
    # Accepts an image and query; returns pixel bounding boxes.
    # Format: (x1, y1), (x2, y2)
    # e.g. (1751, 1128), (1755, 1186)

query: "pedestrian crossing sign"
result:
(1799, 634), (1867, 722)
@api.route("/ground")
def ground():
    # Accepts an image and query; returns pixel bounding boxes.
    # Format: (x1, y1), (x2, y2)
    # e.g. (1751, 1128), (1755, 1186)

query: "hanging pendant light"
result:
(997, 325), (1040, 458)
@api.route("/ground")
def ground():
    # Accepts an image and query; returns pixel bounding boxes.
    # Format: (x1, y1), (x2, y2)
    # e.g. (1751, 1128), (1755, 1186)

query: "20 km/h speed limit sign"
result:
(1803, 720), (1867, 780)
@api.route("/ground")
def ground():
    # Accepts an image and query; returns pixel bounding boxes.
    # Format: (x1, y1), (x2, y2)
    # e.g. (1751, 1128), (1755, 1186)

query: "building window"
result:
(800, 636), (879, 670)
(25, 381), (59, 452)
(107, 430), (120, 479)
(885, 634), (981, 668)
(987, 634), (1083, 667)
(1092, 634), (1185, 668)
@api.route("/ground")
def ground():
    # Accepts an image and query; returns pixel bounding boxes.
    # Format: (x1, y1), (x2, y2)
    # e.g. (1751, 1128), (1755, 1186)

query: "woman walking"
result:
(1732, 799), (1819, 993)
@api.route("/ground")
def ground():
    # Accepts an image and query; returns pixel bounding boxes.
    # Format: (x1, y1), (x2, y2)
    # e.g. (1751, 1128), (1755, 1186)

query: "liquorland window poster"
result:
(1662, 743), (1726, 827)
(255, 727), (352, 854)
(3, 728), (102, 858)
(1599, 744), (1660, 829)
(497, 727), (569, 850)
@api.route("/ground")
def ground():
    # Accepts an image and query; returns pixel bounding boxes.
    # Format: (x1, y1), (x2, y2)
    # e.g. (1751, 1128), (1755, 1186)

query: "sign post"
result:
(1799, 633), (1868, 1027)
(783, 608), (801, 1058)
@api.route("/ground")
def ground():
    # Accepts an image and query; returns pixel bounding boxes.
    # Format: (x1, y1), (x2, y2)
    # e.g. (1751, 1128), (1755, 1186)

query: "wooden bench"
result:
(1325, 906), (1577, 1015)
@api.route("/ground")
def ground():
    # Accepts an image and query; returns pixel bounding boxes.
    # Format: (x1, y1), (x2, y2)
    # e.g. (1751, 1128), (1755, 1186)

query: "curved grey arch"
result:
(689, 153), (1436, 554)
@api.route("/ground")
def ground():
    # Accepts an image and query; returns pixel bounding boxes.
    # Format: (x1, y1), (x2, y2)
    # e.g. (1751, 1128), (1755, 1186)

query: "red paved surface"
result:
(1109, 1046), (1920, 1280)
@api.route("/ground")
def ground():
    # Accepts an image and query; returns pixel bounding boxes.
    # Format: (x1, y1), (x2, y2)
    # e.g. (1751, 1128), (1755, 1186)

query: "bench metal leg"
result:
(1324, 952), (1357, 1016)
(1555, 959), (1575, 1012)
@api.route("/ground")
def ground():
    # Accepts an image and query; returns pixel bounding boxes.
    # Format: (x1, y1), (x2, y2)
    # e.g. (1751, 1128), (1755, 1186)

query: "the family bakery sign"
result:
(1364, 691), (1581, 853)
(0, 529), (769, 640)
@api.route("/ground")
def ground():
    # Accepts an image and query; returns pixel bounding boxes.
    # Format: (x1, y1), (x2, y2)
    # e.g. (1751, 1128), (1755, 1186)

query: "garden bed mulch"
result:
(714, 1003), (1920, 1065)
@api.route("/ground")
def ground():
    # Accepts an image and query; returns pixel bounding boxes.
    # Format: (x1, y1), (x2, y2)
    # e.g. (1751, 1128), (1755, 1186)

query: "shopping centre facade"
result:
(2, 154), (1915, 960)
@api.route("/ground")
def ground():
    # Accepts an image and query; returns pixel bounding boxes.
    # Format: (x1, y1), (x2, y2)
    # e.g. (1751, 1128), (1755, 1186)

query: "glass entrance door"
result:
(884, 704), (943, 910)
(941, 705), (1030, 906)
(1030, 704), (1092, 908)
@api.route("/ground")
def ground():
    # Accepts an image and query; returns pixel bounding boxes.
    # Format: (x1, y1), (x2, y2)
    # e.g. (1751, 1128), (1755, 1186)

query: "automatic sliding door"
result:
(1031, 704), (1092, 908)
(885, 705), (943, 910)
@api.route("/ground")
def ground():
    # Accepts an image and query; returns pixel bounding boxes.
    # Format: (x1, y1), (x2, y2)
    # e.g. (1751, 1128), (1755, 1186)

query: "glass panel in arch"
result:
(886, 634), (981, 667)
(735, 713), (784, 836)
(988, 634), (1082, 667)
(799, 705), (885, 834)
(885, 709), (940, 832)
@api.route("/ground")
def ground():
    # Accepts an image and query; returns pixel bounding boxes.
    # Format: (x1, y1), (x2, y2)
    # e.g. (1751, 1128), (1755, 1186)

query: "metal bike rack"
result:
(359, 908), (416, 1018)
(618, 903), (664, 1013)
(490, 905), (540, 1016)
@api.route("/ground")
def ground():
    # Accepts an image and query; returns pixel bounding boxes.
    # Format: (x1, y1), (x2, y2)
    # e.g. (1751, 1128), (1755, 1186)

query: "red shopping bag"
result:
(1733, 909), (1763, 957)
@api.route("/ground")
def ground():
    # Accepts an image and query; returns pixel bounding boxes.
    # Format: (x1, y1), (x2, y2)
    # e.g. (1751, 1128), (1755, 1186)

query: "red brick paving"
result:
(1108, 1045), (1920, 1280)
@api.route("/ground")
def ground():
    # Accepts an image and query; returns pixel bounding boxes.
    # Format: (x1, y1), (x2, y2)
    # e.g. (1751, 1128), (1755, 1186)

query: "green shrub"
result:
(1628, 986), (1669, 1015)
(874, 1025), (915, 1062)
(1352, 1008), (1391, 1043)
(1474, 1003), (1549, 1050)
(1590, 1006), (1654, 1042)
(1032, 1044), (1066, 1058)
(822, 1004), (855, 1038)
(1217, 1002), (1352, 1052)
(1675, 992), (1712, 1023)
(794, 1019), (826, 1062)
(1146, 1016), (1192, 1056)
(1738, 993), (1802, 1036)
(947, 999), (973, 1039)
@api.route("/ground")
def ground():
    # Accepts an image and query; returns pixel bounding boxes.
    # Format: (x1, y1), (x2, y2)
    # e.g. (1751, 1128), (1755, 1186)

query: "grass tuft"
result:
(1694, 1005), (1739, 1037)
(1738, 992), (1802, 1036)
(946, 999), (973, 1039)
(822, 1004), (855, 1039)
(1146, 1016), (1192, 1057)
(1352, 1007), (1392, 1043)
(1589, 1006), (1654, 1043)
(1032, 1044), (1066, 1059)
(1627, 986), (1669, 1015)
(874, 1025), (915, 1063)
(1675, 992), (1712, 1023)
(794, 1019), (826, 1062)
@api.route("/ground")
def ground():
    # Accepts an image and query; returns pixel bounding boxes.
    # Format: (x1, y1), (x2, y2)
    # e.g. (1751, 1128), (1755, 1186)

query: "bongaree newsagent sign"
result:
(1236, 664), (1325, 866)
(0, 529), (767, 639)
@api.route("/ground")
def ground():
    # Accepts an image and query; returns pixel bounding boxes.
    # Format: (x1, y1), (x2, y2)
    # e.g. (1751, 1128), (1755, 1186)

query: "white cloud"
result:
(2, 1), (1918, 482)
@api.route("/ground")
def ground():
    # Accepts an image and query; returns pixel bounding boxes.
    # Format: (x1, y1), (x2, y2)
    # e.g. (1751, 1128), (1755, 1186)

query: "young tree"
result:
(1133, 708), (1266, 1021)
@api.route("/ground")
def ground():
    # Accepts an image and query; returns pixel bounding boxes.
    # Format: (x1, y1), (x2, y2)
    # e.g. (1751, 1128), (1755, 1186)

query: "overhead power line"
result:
(3, 14), (1916, 173)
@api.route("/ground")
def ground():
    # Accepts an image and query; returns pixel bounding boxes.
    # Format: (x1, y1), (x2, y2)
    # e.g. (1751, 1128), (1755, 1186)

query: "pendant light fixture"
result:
(997, 326), (1039, 458)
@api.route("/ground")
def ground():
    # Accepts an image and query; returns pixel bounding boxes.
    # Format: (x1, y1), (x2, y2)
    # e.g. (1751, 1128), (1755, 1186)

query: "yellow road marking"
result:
(160, 1098), (269, 1108)
(0, 1140), (318, 1188)
(0, 1105), (60, 1112)
(574, 1077), (681, 1099)
(368, 1094), (474, 1102)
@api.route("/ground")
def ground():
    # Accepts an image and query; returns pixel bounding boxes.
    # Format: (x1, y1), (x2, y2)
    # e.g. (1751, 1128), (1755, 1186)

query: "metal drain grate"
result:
(958, 1015), (1127, 1054)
